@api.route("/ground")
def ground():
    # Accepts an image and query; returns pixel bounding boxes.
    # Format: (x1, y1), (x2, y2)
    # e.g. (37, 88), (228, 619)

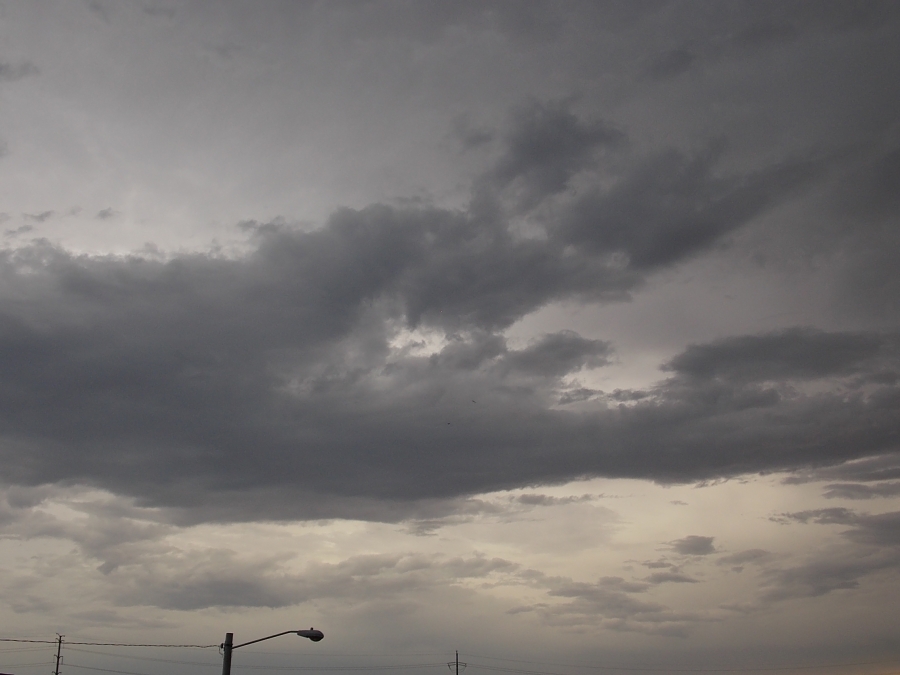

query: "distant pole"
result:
(447, 650), (466, 675)
(221, 632), (234, 675)
(54, 634), (64, 675)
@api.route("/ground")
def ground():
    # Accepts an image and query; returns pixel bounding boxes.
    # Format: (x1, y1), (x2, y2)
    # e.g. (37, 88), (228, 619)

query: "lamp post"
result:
(221, 628), (323, 675)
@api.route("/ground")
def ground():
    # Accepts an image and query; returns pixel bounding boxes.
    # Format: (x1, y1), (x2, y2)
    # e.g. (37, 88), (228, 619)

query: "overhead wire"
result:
(65, 663), (154, 675)
(67, 646), (220, 667)
(3, 638), (899, 675)
(0, 637), (215, 648)
(0, 661), (56, 668)
(465, 660), (900, 675)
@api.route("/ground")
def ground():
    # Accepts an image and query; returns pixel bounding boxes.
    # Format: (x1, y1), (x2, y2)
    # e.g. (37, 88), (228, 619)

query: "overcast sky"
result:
(1, 2), (899, 674)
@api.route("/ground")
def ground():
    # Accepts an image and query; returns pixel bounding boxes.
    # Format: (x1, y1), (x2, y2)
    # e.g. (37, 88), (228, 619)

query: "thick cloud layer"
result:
(0, 112), (897, 522)
(0, 4), (898, 528)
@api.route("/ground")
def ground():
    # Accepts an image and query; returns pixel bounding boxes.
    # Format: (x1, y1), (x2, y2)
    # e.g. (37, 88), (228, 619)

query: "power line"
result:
(66, 647), (219, 667)
(0, 639), (58, 644)
(0, 638), (215, 648)
(0, 661), (53, 668)
(69, 642), (217, 648)
(66, 647), (447, 671)
(63, 660), (450, 674)
(65, 663), (154, 675)
(466, 660), (900, 675)
(4, 638), (899, 675)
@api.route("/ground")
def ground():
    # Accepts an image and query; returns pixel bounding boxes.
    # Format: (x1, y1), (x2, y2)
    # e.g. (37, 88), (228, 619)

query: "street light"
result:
(221, 628), (324, 675)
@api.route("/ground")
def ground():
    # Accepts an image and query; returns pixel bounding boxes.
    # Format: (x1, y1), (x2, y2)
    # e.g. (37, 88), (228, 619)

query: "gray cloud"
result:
(0, 226), (897, 522)
(822, 482), (900, 500)
(512, 571), (713, 637)
(0, 94), (895, 523)
(646, 48), (697, 81)
(0, 61), (39, 82)
(22, 211), (54, 222)
(645, 572), (698, 584)
(490, 99), (625, 208)
(670, 536), (716, 556)
(759, 507), (900, 602)
(760, 549), (900, 602)
(515, 493), (595, 507)
(663, 328), (892, 382)
(504, 331), (612, 376)
(774, 508), (857, 525)
(783, 454), (900, 499)
(717, 549), (771, 566)
(783, 454), (900, 484)
(640, 1), (900, 81)
(555, 145), (823, 270)
(116, 551), (519, 611)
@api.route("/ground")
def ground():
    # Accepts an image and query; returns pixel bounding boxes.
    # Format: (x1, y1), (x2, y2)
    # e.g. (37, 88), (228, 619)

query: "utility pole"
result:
(221, 632), (233, 675)
(447, 650), (466, 675)
(53, 634), (64, 675)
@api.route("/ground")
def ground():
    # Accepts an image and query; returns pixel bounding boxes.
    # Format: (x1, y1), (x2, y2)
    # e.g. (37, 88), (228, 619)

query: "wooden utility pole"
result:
(53, 634), (64, 675)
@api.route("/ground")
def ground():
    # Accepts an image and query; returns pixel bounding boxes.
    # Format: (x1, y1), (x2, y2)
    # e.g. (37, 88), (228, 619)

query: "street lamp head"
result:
(297, 628), (324, 642)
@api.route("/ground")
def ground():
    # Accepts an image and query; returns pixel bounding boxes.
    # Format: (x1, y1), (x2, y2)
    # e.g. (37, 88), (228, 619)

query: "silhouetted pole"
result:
(221, 629), (323, 675)
(447, 650), (466, 675)
(221, 632), (233, 675)
(54, 634), (63, 675)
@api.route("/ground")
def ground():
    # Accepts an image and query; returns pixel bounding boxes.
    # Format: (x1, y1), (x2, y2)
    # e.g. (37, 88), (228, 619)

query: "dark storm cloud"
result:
(829, 146), (900, 326)
(0, 231), (898, 522)
(556, 146), (823, 270)
(662, 328), (891, 382)
(0, 95), (897, 523)
(489, 99), (625, 208)
(504, 331), (612, 377)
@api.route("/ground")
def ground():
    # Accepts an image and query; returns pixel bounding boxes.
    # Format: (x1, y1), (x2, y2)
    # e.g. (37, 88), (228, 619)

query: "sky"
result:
(0, 1), (899, 674)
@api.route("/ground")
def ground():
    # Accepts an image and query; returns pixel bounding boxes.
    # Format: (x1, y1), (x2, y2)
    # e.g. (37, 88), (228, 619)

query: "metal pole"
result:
(221, 632), (234, 675)
(54, 634), (63, 675)
(456, 650), (459, 675)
